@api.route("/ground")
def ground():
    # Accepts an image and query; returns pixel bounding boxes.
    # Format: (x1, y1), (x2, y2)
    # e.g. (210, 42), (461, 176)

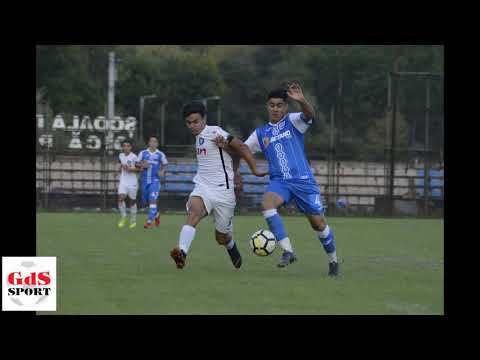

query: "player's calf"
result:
(308, 215), (339, 276)
(216, 230), (242, 269)
(263, 208), (296, 259)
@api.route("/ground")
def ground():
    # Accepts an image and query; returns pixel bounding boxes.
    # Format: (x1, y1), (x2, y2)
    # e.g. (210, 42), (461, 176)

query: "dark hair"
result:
(268, 88), (288, 101)
(148, 136), (159, 142)
(183, 102), (206, 119)
(122, 139), (133, 146)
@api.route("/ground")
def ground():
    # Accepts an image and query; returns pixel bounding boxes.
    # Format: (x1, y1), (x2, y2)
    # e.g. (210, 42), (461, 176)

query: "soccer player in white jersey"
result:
(117, 140), (141, 229)
(216, 82), (340, 276)
(170, 102), (267, 269)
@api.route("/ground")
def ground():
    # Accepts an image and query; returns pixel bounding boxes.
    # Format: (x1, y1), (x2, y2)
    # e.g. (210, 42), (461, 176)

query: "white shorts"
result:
(118, 182), (138, 200)
(187, 183), (236, 234)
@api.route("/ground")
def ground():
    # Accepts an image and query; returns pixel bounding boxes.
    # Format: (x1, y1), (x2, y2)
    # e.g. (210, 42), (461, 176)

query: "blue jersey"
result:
(138, 149), (168, 185)
(245, 112), (315, 183)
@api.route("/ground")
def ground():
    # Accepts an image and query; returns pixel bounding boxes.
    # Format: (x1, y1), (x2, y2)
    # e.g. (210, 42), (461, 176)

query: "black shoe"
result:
(227, 243), (242, 269)
(328, 261), (339, 277)
(277, 251), (297, 268)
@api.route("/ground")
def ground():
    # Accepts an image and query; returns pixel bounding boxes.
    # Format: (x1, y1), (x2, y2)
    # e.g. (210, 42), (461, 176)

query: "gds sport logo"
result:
(2, 257), (56, 311)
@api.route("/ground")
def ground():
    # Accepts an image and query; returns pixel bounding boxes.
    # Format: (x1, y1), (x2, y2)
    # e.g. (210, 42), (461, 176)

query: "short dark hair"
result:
(183, 102), (206, 119)
(122, 139), (133, 146)
(268, 88), (288, 102)
(148, 136), (159, 142)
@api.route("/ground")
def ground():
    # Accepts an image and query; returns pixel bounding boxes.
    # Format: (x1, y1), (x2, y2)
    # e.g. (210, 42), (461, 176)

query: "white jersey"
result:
(193, 125), (234, 190)
(118, 152), (139, 186)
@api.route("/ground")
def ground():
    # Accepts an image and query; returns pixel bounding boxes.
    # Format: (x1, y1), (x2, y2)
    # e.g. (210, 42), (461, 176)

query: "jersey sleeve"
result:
(289, 112), (313, 134)
(160, 152), (168, 165)
(244, 131), (261, 154)
(212, 126), (230, 140)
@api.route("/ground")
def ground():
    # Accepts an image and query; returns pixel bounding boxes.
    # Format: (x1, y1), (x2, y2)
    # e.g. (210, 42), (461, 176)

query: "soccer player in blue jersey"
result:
(137, 136), (168, 229)
(216, 81), (339, 276)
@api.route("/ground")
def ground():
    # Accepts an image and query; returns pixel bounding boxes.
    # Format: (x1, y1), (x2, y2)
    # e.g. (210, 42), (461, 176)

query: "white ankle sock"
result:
(130, 204), (137, 222)
(278, 237), (293, 253)
(119, 201), (126, 217)
(179, 225), (196, 254)
(226, 239), (235, 250)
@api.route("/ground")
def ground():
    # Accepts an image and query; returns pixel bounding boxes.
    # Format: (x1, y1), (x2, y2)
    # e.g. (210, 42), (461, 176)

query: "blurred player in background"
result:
(137, 136), (168, 229)
(117, 140), (141, 229)
(216, 81), (340, 276)
(170, 102), (267, 269)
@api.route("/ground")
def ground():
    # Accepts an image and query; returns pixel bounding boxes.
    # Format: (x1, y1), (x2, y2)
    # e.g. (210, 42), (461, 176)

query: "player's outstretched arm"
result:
(215, 136), (267, 177)
(287, 81), (315, 119)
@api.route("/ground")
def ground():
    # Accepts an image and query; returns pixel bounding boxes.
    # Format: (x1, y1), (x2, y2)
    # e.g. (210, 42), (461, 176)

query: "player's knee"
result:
(215, 231), (229, 245)
(310, 217), (327, 231)
(261, 197), (275, 211)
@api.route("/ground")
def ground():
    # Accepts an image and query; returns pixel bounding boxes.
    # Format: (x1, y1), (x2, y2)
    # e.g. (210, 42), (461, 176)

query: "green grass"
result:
(36, 213), (443, 315)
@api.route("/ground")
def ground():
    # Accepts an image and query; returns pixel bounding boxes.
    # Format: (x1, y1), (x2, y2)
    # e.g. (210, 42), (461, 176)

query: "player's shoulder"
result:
(200, 125), (225, 140)
(255, 121), (272, 134)
(206, 125), (226, 134)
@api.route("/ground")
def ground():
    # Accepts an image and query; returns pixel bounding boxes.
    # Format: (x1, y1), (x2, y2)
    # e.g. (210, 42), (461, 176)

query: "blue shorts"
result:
(141, 180), (161, 206)
(266, 180), (324, 215)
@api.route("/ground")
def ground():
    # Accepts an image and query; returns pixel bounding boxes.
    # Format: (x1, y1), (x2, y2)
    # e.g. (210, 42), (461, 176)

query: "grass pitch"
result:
(36, 213), (443, 315)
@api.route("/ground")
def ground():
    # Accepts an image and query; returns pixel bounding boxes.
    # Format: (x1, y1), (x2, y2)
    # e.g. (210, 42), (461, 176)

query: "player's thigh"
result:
(186, 196), (209, 226)
(127, 185), (138, 201)
(212, 203), (234, 243)
(141, 183), (150, 204)
(262, 181), (291, 210)
(292, 183), (325, 220)
(187, 185), (213, 215)
(148, 182), (160, 204)
(118, 183), (128, 199)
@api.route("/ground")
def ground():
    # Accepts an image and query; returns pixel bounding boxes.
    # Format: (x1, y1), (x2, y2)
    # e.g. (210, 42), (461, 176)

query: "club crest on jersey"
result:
(263, 137), (270, 148)
(199, 137), (205, 145)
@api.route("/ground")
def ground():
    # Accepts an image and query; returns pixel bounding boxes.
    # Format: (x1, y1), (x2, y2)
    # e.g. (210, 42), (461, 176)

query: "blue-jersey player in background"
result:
(216, 81), (339, 276)
(137, 136), (168, 229)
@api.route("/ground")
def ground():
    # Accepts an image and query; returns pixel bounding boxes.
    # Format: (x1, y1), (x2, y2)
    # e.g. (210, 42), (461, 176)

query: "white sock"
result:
(317, 226), (337, 263)
(278, 237), (293, 253)
(327, 251), (338, 263)
(130, 204), (137, 222)
(179, 225), (196, 254)
(226, 239), (235, 250)
(119, 201), (127, 217)
(317, 225), (330, 239)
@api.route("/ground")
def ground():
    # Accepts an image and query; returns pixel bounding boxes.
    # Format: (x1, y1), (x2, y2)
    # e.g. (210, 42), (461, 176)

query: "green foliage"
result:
(36, 45), (443, 159)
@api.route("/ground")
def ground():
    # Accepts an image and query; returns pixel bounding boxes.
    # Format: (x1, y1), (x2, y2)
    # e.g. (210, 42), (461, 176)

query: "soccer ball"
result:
(250, 230), (276, 256)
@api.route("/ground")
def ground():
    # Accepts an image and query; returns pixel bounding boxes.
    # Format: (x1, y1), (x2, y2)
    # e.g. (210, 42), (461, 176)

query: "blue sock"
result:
(263, 209), (287, 242)
(147, 205), (157, 222)
(318, 225), (336, 255)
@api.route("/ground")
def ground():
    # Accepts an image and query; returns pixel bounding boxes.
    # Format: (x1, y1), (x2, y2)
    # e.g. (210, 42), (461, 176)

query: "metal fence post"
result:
(424, 77), (431, 216)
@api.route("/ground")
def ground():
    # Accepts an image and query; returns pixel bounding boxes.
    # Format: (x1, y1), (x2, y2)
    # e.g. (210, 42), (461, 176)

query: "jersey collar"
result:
(268, 114), (288, 127)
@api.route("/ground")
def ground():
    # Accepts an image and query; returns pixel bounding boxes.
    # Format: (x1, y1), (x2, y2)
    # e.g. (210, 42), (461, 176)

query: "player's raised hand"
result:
(286, 81), (305, 102)
(213, 135), (228, 149)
